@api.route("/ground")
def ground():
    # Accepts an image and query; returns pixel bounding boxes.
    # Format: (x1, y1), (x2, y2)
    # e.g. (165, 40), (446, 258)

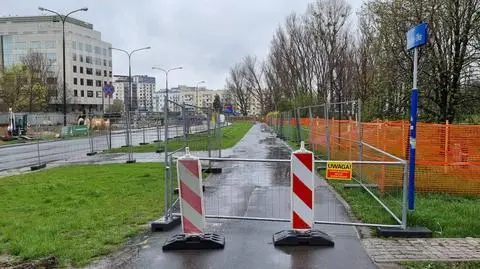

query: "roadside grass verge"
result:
(0, 163), (167, 266)
(104, 121), (254, 153)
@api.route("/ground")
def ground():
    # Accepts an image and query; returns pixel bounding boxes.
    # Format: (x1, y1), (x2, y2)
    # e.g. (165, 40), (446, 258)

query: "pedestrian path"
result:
(363, 238), (480, 263)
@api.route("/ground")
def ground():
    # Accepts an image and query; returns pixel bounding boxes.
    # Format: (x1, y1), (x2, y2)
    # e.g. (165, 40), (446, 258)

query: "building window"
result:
(80, 67), (83, 74)
(73, 77), (77, 85)
(72, 41), (76, 50)
(108, 71), (112, 77)
(95, 69), (102, 76)
(103, 59), (107, 66)
(96, 80), (102, 87)
(86, 68), (93, 75)
(86, 56), (92, 64)
(73, 65), (77, 73)
(45, 40), (55, 49)
(108, 60), (112, 67)
(78, 42), (83, 51)
(81, 90), (84, 97)
(80, 78), (84, 85)
(46, 53), (56, 63)
(95, 46), (101, 54)
(72, 53), (77, 61)
(80, 55), (84, 62)
(30, 41), (41, 49)
(87, 79), (93, 86)
(74, 89), (78, 97)
(104, 70), (107, 77)
(87, 90), (93, 97)
(104, 81), (107, 85)
(85, 44), (92, 53)
(95, 57), (101, 65)
(96, 91), (102, 98)
(103, 48), (107, 56)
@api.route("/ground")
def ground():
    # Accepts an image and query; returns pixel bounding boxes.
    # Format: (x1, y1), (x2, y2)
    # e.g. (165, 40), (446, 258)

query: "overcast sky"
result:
(3, 0), (362, 90)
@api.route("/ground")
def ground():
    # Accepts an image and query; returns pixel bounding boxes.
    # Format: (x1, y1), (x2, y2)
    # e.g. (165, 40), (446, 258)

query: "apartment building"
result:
(112, 75), (155, 111)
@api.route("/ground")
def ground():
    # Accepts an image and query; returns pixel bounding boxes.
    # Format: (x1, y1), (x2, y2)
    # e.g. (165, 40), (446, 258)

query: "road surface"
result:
(130, 123), (376, 269)
(0, 123), (210, 172)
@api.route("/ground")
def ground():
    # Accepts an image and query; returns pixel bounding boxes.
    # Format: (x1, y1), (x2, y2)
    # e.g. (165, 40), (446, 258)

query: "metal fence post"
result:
(217, 111), (221, 158)
(127, 110), (135, 163)
(295, 108), (302, 145)
(325, 102), (330, 159)
(358, 99), (363, 182)
(402, 163), (409, 230)
(207, 109), (212, 169)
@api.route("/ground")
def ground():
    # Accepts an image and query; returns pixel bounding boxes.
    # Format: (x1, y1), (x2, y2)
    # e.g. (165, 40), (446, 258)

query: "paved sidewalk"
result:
(363, 238), (480, 263)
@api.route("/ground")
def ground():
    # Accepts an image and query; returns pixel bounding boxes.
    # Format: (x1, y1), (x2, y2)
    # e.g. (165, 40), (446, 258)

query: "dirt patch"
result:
(0, 255), (58, 269)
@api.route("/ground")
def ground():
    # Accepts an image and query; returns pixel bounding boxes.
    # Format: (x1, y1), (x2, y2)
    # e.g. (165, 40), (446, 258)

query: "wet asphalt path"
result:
(0, 124), (208, 172)
(132, 123), (376, 269)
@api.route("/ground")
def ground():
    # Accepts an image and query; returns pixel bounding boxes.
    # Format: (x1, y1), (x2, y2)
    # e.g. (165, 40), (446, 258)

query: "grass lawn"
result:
(104, 120), (254, 153)
(0, 163), (167, 266)
(401, 261), (480, 269)
(330, 181), (480, 237)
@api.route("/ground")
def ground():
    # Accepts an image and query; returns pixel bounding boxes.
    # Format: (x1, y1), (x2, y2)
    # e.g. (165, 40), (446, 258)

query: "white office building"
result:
(0, 15), (112, 113)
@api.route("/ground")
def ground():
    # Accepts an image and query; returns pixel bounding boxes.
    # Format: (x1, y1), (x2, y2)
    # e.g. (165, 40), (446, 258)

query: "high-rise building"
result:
(0, 15), (112, 114)
(112, 75), (156, 112)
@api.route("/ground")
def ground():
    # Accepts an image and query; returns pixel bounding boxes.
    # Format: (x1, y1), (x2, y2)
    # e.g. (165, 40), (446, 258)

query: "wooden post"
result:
(444, 120), (449, 174)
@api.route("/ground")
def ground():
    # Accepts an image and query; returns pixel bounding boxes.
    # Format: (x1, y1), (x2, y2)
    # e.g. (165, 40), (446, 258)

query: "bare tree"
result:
(226, 64), (250, 116)
(21, 50), (59, 112)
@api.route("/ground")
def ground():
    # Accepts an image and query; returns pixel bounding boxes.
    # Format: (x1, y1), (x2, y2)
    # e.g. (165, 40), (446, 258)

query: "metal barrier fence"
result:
(0, 107), (225, 173)
(265, 100), (409, 230)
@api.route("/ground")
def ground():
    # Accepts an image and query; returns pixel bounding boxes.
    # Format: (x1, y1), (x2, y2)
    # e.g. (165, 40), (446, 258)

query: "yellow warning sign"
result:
(326, 161), (352, 180)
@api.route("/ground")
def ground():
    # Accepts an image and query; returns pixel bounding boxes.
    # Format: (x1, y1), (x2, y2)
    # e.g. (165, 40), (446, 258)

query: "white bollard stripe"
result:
(181, 197), (205, 233)
(179, 162), (202, 196)
(292, 193), (313, 228)
(292, 154), (313, 189)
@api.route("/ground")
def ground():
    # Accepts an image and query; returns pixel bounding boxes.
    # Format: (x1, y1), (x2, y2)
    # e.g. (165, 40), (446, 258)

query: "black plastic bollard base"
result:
(273, 230), (334, 247)
(126, 159), (136, 164)
(156, 149), (164, 154)
(121, 145), (129, 148)
(376, 227), (432, 238)
(153, 140), (161, 143)
(139, 143), (149, 145)
(202, 167), (222, 174)
(162, 233), (225, 251)
(151, 216), (181, 232)
(30, 163), (47, 171)
(86, 152), (97, 156)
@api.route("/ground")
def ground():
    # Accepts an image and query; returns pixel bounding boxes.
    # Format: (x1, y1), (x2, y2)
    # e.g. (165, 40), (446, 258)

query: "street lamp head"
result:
(38, 6), (45, 11)
(81, 7), (88, 11)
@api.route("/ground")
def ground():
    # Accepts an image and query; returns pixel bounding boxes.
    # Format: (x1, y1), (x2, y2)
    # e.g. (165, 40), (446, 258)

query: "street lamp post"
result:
(110, 47), (150, 163)
(38, 6), (88, 126)
(110, 47), (151, 112)
(152, 66), (182, 221)
(195, 80), (206, 111)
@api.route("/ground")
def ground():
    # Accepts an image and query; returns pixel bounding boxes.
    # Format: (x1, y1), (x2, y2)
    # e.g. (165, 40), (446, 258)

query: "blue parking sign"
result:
(406, 23), (428, 50)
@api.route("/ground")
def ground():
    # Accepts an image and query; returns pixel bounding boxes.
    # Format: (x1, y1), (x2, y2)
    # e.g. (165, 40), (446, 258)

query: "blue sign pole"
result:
(406, 22), (428, 211)
(409, 48), (419, 211)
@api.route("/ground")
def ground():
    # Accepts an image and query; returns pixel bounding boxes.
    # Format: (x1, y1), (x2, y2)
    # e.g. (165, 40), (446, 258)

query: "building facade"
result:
(112, 75), (155, 112)
(0, 15), (112, 114)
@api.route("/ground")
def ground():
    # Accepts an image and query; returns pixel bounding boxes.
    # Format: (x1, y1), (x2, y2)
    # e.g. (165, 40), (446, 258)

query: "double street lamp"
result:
(38, 6), (88, 126)
(110, 47), (150, 163)
(152, 66), (183, 221)
(110, 47), (151, 112)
